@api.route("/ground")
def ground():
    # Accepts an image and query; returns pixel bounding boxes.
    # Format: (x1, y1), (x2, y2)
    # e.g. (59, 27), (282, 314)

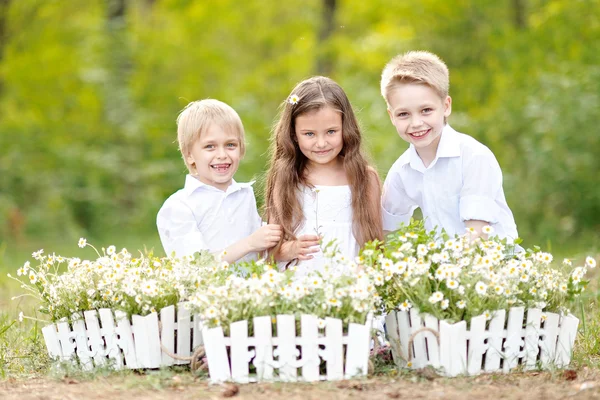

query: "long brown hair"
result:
(264, 76), (383, 252)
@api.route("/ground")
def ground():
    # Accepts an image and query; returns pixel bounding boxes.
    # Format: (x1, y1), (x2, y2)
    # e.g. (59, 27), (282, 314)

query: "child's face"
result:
(186, 123), (241, 191)
(387, 83), (451, 154)
(294, 106), (344, 169)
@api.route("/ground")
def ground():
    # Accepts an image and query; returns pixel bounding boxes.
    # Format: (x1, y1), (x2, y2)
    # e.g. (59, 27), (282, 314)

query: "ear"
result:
(386, 107), (395, 125)
(186, 153), (195, 166)
(443, 96), (452, 118)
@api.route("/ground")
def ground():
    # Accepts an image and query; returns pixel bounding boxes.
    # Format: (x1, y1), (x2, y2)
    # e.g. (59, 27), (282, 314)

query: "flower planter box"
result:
(41, 302), (202, 370)
(202, 313), (373, 383)
(385, 307), (579, 377)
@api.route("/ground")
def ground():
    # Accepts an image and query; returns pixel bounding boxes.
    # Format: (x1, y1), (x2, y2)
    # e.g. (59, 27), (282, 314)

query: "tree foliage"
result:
(0, 0), (598, 249)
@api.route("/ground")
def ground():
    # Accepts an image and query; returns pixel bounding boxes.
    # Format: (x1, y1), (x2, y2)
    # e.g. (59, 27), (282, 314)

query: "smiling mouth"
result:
(408, 129), (431, 139)
(210, 164), (231, 173)
(314, 149), (332, 156)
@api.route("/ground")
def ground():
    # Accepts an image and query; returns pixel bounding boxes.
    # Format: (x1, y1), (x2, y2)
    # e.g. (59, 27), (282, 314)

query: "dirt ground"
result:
(2, 369), (600, 400)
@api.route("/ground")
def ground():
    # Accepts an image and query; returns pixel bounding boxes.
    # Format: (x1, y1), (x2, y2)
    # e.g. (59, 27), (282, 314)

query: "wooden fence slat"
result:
(503, 306), (525, 372)
(114, 310), (138, 369)
(71, 313), (93, 370)
(555, 314), (579, 368)
(98, 308), (123, 369)
(300, 314), (320, 382)
(467, 313), (487, 375)
(176, 302), (192, 365)
(145, 312), (162, 368)
(203, 325), (232, 383)
(524, 308), (542, 370)
(276, 314), (298, 382)
(423, 314), (440, 368)
(397, 311), (411, 368)
(439, 320), (467, 377)
(344, 322), (370, 378)
(253, 316), (274, 381)
(160, 305), (176, 366)
(484, 309), (505, 372)
(539, 312), (560, 368)
(42, 323), (63, 360)
(56, 319), (76, 363)
(84, 310), (106, 367)
(192, 314), (203, 348)
(230, 320), (250, 383)
(385, 312), (403, 368)
(325, 317), (344, 380)
(131, 314), (150, 368)
(409, 308), (427, 368)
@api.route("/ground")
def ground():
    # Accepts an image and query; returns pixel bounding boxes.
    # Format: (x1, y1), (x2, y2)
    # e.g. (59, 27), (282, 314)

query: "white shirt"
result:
(157, 175), (262, 258)
(382, 125), (518, 241)
(293, 185), (358, 277)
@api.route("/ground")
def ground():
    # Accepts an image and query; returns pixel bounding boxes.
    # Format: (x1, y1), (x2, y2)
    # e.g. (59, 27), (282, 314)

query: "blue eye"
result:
(422, 108), (433, 113)
(397, 112), (408, 118)
(205, 144), (214, 149)
(305, 132), (314, 137)
(226, 143), (237, 148)
(327, 129), (336, 135)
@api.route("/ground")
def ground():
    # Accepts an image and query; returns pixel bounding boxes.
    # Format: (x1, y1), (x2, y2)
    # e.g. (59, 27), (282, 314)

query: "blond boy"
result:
(157, 99), (281, 262)
(380, 51), (518, 240)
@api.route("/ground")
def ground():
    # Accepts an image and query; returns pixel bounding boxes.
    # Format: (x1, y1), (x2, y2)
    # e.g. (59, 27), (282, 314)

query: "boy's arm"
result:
(459, 148), (504, 232)
(464, 220), (490, 240)
(157, 199), (209, 257)
(220, 224), (282, 264)
(274, 235), (321, 262)
(381, 169), (417, 233)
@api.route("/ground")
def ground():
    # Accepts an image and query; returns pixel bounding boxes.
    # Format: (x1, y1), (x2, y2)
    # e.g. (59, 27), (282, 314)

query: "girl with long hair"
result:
(265, 76), (383, 275)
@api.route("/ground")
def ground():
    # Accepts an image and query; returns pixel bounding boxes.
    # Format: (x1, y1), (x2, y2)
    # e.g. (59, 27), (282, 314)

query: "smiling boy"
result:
(157, 99), (281, 262)
(380, 51), (518, 241)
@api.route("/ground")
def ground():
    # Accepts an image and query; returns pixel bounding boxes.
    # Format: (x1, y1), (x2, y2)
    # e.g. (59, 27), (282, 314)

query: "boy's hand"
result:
(248, 224), (282, 252)
(279, 234), (321, 261)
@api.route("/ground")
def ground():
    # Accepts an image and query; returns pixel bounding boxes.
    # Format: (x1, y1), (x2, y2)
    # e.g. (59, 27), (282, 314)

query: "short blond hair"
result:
(380, 51), (449, 103)
(176, 99), (246, 172)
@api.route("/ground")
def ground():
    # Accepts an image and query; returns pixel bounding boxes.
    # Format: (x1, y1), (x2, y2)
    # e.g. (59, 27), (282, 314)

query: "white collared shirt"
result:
(157, 175), (262, 258)
(382, 125), (518, 241)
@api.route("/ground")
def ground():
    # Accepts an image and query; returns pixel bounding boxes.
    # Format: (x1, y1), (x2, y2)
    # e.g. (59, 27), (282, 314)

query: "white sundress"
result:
(292, 185), (359, 277)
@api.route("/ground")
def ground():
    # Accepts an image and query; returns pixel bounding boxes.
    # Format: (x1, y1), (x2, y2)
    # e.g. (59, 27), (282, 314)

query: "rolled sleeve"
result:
(460, 195), (500, 224)
(381, 170), (417, 231)
(157, 199), (208, 257)
(459, 149), (503, 225)
(382, 205), (415, 232)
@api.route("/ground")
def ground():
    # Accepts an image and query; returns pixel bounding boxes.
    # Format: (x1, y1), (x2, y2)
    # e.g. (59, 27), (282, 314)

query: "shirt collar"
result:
(182, 174), (254, 196)
(403, 125), (461, 171)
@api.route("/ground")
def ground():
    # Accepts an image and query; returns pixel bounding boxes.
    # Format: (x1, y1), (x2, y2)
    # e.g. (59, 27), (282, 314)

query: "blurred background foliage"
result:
(0, 0), (599, 259)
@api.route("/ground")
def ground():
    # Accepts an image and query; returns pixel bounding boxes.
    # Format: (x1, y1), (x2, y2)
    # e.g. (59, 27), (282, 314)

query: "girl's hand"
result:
(279, 234), (321, 261)
(248, 224), (282, 252)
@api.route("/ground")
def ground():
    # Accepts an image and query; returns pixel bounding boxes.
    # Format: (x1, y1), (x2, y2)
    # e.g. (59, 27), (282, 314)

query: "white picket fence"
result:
(385, 307), (579, 376)
(202, 313), (373, 383)
(41, 303), (373, 383)
(41, 302), (203, 370)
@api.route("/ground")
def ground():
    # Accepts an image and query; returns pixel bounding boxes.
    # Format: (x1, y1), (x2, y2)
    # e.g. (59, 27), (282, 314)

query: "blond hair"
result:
(265, 76), (383, 252)
(380, 51), (449, 103)
(176, 99), (246, 172)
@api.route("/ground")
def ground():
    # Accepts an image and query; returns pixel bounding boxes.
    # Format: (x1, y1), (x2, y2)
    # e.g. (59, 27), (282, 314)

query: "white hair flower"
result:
(288, 94), (300, 105)
(78, 238), (87, 248)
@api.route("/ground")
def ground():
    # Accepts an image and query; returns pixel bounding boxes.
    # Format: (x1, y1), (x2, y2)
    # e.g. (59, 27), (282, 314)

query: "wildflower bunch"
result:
(188, 255), (379, 331)
(10, 241), (224, 321)
(12, 240), (379, 330)
(361, 220), (594, 322)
